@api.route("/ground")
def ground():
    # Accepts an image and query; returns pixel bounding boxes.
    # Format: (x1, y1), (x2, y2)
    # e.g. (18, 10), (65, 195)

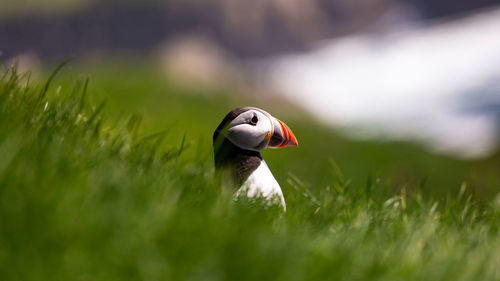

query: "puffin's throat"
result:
(213, 135), (262, 186)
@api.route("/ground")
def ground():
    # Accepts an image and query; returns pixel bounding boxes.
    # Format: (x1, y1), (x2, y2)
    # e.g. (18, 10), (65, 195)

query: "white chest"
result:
(236, 160), (286, 209)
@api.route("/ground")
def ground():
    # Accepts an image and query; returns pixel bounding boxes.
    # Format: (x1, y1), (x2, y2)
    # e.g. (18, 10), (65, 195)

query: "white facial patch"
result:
(226, 109), (273, 151)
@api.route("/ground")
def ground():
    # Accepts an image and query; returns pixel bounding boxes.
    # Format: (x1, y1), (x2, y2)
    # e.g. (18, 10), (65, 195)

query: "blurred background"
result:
(1, 0), (499, 195)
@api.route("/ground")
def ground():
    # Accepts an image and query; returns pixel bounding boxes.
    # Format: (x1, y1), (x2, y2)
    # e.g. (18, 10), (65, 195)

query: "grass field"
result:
(0, 61), (499, 281)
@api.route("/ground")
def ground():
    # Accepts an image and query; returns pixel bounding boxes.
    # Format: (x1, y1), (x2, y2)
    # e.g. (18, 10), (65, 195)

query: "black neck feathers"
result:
(213, 129), (262, 186)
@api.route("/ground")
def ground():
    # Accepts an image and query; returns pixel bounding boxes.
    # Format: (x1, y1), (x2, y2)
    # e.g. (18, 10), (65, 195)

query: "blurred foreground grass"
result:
(0, 62), (499, 281)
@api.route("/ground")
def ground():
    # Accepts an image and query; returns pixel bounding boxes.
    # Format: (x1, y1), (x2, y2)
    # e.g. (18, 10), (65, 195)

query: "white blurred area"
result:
(268, 7), (500, 159)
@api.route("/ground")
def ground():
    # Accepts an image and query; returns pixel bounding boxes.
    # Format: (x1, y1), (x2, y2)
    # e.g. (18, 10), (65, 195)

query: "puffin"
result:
(213, 106), (298, 209)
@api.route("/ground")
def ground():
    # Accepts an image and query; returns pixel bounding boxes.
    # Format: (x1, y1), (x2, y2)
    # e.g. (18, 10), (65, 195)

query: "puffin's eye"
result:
(249, 115), (258, 125)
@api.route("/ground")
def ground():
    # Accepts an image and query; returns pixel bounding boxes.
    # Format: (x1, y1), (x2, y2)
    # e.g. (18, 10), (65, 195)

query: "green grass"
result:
(0, 62), (499, 281)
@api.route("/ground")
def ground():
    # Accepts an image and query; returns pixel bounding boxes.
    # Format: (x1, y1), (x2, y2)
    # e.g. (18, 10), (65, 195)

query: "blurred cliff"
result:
(2, 0), (499, 61)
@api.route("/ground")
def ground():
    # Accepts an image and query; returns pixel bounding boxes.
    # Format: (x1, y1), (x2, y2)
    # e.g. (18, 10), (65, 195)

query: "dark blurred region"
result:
(1, 0), (500, 61)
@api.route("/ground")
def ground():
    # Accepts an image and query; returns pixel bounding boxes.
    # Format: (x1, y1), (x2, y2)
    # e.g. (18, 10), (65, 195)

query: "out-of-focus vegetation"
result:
(70, 60), (500, 200)
(0, 62), (499, 281)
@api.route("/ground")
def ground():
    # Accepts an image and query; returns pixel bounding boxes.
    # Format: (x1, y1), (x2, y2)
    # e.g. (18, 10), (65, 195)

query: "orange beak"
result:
(267, 117), (298, 148)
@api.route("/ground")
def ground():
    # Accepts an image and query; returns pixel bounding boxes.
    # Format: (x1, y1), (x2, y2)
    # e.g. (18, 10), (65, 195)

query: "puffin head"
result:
(213, 107), (298, 152)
